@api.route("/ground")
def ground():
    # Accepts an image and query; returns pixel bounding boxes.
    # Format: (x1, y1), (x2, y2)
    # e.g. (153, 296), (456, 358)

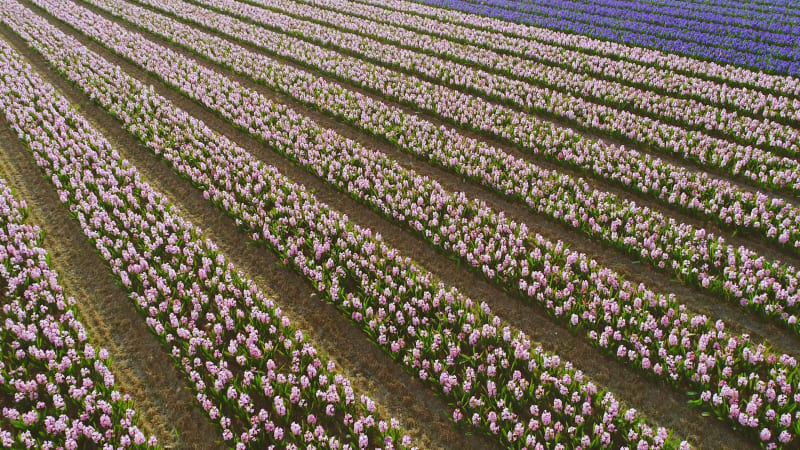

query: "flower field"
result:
(0, 0), (798, 448)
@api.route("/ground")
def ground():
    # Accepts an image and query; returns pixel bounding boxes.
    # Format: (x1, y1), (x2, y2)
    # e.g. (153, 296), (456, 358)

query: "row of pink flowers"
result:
(5, 2), (688, 448)
(19, 0), (800, 446)
(90, 0), (800, 341)
(150, 0), (800, 250)
(0, 31), (408, 450)
(359, 0), (800, 99)
(0, 172), (154, 447)
(241, 0), (800, 158)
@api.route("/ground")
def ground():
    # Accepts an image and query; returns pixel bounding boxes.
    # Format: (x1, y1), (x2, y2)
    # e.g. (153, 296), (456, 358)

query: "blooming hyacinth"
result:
(359, 0), (800, 99)
(401, 0), (800, 75)
(87, 0), (800, 336)
(11, 0), (800, 446)
(310, 0), (800, 127)
(1, 3), (689, 448)
(0, 36), (409, 449)
(0, 177), (156, 448)
(114, 0), (800, 252)
(222, 0), (800, 160)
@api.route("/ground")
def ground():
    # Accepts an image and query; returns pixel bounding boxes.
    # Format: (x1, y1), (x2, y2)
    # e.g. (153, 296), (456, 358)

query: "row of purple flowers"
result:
(404, 0), (800, 76)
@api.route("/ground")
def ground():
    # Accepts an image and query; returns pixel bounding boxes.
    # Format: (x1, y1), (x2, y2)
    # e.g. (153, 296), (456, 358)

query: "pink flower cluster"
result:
(90, 0), (800, 335)
(3, 2), (688, 447)
(147, 0), (800, 250)
(0, 176), (155, 448)
(0, 33), (408, 449)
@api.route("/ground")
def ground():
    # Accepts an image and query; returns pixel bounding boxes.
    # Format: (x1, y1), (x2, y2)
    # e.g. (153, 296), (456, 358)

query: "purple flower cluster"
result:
(511, 0), (800, 37)
(0, 30), (408, 450)
(2, 1), (690, 448)
(406, 0), (800, 75)
(160, 0), (800, 251)
(0, 176), (154, 448)
(12, 0), (800, 446)
(89, 0), (800, 339)
(241, 0), (800, 159)
(546, 0), (800, 36)
(466, 0), (798, 53)
(357, 0), (800, 98)
(333, 0), (800, 126)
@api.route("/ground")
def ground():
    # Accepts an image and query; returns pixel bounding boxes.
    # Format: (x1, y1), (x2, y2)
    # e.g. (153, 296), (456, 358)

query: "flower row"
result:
(411, 0), (800, 75)
(564, 0), (800, 34)
(321, 0), (800, 128)
(0, 29), (408, 450)
(358, 0), (800, 99)
(460, 0), (798, 58)
(240, 0), (800, 160)
(487, 0), (797, 46)
(25, 0), (800, 446)
(128, 0), (800, 252)
(663, 0), (800, 17)
(3, 3), (682, 448)
(638, 0), (798, 17)
(94, 0), (800, 344)
(542, 0), (799, 35)
(0, 167), (153, 447)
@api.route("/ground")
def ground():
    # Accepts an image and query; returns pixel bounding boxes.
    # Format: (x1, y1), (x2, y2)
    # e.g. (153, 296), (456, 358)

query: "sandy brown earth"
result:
(2, 0), (790, 448)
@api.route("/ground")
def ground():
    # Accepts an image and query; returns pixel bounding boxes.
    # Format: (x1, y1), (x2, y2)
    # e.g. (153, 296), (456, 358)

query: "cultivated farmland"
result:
(1, 0), (799, 448)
